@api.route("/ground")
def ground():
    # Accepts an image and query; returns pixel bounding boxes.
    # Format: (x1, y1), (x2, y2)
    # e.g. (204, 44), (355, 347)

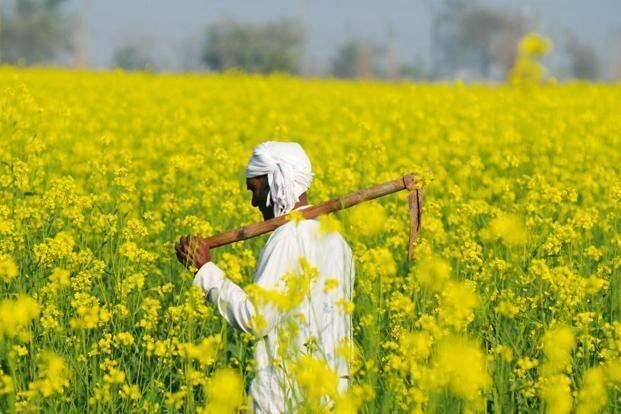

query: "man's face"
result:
(246, 175), (274, 220)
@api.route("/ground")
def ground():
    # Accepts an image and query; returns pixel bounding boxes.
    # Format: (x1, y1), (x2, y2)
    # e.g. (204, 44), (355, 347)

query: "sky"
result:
(63, 0), (621, 76)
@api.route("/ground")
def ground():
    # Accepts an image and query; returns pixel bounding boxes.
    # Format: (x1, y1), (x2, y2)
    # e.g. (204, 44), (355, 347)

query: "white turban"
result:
(245, 141), (314, 217)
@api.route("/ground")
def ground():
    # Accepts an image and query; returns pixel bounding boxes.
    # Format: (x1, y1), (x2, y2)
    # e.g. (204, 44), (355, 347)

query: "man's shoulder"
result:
(268, 218), (352, 251)
(299, 219), (352, 252)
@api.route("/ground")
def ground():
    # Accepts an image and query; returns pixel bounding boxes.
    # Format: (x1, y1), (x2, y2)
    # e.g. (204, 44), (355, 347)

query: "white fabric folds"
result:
(245, 141), (314, 217)
(193, 216), (355, 412)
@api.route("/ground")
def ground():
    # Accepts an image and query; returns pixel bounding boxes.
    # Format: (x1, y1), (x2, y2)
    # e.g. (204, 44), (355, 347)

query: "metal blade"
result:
(408, 188), (423, 260)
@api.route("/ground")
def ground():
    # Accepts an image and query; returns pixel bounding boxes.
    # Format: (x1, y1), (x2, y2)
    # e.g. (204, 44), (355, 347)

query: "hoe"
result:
(197, 173), (424, 260)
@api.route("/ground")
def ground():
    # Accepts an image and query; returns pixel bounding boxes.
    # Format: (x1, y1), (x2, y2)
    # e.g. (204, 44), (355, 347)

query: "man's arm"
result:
(192, 262), (264, 335)
(190, 232), (299, 337)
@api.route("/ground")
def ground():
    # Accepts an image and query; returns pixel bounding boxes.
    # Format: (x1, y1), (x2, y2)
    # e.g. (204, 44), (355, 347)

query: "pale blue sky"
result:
(65, 0), (621, 76)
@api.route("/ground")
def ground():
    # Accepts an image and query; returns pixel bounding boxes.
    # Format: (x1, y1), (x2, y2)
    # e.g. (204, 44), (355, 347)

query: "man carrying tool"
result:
(175, 141), (355, 413)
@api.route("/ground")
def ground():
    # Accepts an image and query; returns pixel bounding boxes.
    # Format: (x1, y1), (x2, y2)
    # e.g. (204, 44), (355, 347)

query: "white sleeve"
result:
(192, 231), (299, 337)
(193, 262), (226, 302)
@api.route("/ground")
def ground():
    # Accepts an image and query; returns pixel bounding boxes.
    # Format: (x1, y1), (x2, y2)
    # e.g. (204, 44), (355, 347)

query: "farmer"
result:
(175, 141), (355, 413)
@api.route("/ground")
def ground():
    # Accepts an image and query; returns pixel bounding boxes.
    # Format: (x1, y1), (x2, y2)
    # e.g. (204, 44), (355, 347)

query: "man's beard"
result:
(260, 205), (274, 220)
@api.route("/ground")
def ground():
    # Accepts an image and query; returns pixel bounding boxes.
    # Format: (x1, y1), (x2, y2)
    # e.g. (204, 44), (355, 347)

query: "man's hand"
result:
(175, 235), (211, 270)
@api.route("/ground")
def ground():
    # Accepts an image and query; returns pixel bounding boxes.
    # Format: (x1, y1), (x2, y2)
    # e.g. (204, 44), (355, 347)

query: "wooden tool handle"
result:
(202, 173), (419, 249)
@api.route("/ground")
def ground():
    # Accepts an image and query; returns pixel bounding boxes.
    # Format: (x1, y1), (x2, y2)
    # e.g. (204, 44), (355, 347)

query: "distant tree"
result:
(613, 27), (621, 80)
(564, 33), (600, 80)
(400, 57), (429, 80)
(202, 18), (305, 74)
(112, 44), (154, 71)
(0, 0), (73, 64)
(432, 1), (528, 80)
(178, 35), (204, 72)
(330, 39), (384, 79)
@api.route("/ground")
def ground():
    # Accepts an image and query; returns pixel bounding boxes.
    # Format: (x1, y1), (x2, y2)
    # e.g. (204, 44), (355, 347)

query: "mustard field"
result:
(1, 67), (620, 413)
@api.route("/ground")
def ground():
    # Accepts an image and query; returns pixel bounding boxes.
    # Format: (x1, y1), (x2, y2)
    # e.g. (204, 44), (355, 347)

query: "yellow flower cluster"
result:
(510, 32), (554, 85)
(0, 66), (620, 412)
(0, 295), (40, 341)
(0, 254), (18, 282)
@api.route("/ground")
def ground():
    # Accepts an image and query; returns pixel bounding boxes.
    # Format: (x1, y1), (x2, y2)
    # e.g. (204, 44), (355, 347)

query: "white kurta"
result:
(193, 210), (355, 413)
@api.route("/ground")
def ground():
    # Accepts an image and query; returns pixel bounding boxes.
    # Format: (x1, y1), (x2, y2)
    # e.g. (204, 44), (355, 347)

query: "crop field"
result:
(0, 67), (620, 413)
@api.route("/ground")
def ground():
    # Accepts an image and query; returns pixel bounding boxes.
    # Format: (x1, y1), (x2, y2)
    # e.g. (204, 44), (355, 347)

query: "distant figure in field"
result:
(175, 141), (355, 413)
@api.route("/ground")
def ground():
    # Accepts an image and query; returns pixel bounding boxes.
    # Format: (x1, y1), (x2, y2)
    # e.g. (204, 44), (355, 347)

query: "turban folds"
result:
(245, 141), (313, 217)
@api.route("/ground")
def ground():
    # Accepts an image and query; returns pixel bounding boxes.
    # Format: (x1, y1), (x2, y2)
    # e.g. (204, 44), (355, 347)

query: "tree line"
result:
(0, 0), (610, 81)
